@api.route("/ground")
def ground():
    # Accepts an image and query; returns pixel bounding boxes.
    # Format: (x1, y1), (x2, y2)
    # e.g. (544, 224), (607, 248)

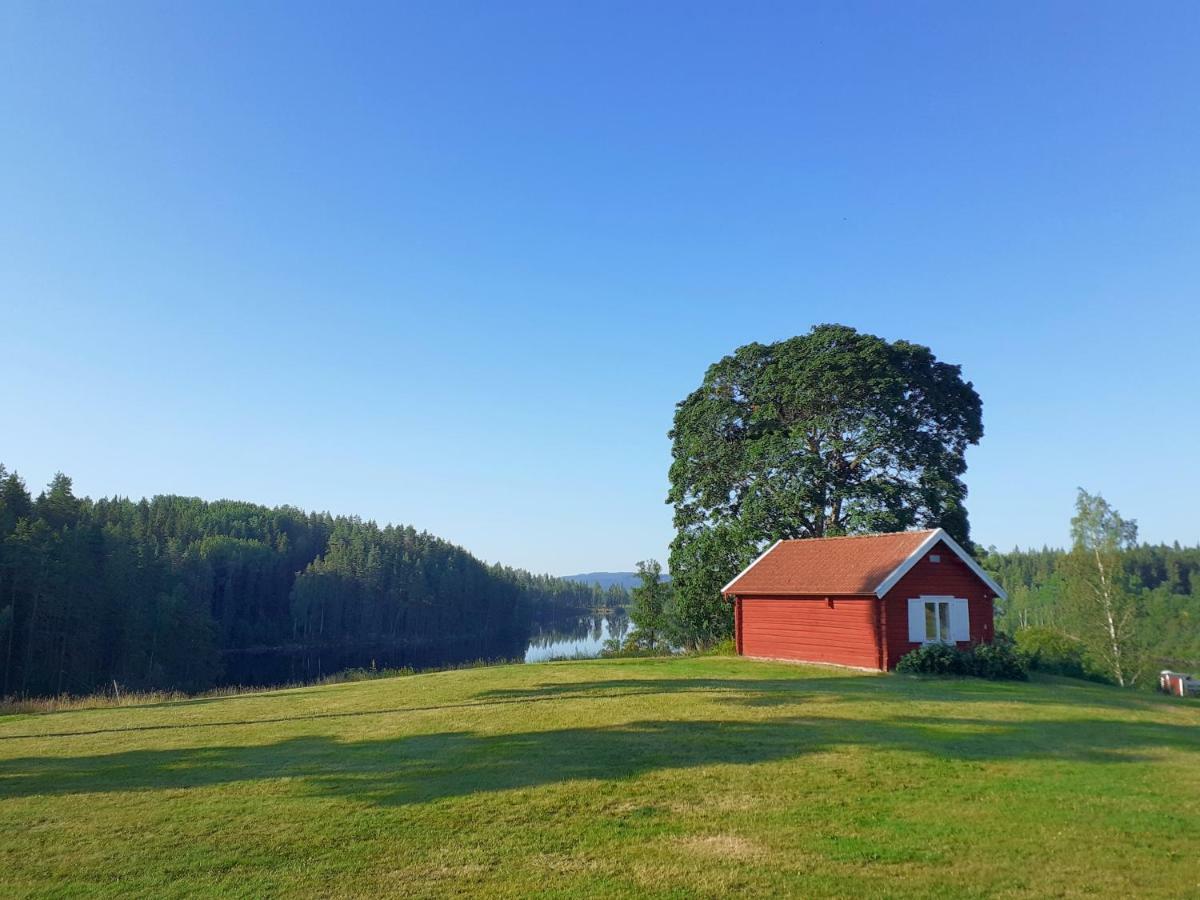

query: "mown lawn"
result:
(0, 656), (1197, 898)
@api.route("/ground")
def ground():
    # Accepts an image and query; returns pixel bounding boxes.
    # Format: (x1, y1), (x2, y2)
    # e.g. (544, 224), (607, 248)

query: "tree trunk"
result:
(1093, 548), (1125, 687)
(20, 588), (41, 697)
(56, 625), (67, 695)
(3, 578), (16, 695)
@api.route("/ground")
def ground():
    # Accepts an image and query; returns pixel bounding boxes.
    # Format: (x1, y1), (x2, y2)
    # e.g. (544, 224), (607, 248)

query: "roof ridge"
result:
(721, 527), (1007, 601)
(777, 528), (937, 545)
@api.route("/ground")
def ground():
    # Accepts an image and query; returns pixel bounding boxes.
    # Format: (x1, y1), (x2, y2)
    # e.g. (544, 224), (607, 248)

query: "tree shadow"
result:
(2, 710), (1195, 806)
(3, 670), (1181, 744)
(475, 672), (1187, 713)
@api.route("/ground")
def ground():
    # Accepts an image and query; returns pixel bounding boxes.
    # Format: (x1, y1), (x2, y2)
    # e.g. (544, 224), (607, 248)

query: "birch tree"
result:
(1063, 489), (1143, 687)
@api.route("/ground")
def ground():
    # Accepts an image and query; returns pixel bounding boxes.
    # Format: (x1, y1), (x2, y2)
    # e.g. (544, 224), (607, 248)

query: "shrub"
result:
(599, 644), (671, 659)
(330, 666), (416, 683)
(1014, 626), (1089, 678)
(896, 641), (1028, 681)
(702, 637), (737, 657)
(969, 640), (1029, 681)
(896, 642), (971, 676)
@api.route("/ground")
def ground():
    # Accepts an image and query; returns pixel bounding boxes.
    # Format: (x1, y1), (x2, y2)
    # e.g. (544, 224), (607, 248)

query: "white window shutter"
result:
(950, 599), (970, 642)
(907, 599), (925, 643)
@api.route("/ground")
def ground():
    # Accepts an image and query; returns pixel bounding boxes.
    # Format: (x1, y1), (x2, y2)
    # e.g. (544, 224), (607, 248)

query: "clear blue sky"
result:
(3, 2), (1198, 574)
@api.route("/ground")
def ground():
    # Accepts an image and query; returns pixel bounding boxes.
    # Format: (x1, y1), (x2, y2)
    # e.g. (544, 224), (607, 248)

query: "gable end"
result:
(874, 529), (1006, 600)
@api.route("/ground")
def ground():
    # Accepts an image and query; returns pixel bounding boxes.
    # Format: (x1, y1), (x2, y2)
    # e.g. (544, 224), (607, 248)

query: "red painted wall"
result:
(738, 596), (881, 669)
(881, 540), (995, 669)
(733, 539), (998, 670)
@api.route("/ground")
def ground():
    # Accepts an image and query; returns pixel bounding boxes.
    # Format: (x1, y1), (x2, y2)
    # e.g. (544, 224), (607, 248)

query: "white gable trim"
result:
(873, 528), (1007, 600)
(721, 539), (783, 595)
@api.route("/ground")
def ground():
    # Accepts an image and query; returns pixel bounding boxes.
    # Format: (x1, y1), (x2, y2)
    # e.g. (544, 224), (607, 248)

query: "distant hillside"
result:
(563, 571), (670, 590)
(0, 463), (613, 698)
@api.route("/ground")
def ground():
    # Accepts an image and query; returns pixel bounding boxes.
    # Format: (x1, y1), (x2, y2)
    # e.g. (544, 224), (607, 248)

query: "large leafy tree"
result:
(667, 324), (984, 644)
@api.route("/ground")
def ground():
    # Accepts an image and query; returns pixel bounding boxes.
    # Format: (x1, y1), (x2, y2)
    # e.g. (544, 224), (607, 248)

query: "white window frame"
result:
(908, 595), (970, 644)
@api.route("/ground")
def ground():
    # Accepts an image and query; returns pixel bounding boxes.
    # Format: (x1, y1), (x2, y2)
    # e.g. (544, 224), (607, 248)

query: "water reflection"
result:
(220, 632), (529, 687)
(215, 610), (631, 686)
(524, 610), (629, 663)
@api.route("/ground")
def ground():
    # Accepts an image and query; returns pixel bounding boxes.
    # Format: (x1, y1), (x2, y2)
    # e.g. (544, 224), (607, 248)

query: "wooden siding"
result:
(881, 539), (996, 669)
(739, 596), (881, 669)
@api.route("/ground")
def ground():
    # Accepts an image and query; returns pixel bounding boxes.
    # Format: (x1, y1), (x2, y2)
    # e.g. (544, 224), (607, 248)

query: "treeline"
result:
(496, 570), (628, 626)
(0, 465), (621, 698)
(983, 521), (1200, 683)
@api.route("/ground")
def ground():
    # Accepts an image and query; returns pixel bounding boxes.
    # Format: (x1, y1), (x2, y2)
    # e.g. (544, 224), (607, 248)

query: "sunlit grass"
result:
(1, 657), (1197, 897)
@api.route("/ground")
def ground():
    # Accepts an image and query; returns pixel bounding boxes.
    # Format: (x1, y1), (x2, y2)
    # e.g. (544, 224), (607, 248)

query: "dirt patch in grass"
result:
(676, 833), (765, 861)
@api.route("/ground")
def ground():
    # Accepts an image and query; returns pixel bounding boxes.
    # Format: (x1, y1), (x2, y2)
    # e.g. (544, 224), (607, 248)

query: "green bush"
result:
(896, 642), (970, 675)
(896, 640), (1028, 681)
(970, 640), (1029, 681)
(599, 646), (672, 659)
(1014, 626), (1089, 678)
(702, 637), (737, 657)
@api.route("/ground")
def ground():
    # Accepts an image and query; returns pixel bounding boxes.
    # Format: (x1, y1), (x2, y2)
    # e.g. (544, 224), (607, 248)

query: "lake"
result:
(216, 610), (629, 688)
(524, 610), (630, 662)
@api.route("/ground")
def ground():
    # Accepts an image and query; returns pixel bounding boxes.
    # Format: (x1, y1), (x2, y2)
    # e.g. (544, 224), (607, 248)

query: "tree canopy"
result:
(667, 324), (984, 644)
(625, 559), (673, 651)
(983, 492), (1200, 687)
(0, 464), (618, 698)
(1062, 490), (1145, 686)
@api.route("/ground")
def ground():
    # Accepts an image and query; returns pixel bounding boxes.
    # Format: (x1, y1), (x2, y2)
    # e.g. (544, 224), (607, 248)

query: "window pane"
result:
(925, 602), (936, 641)
(939, 602), (951, 642)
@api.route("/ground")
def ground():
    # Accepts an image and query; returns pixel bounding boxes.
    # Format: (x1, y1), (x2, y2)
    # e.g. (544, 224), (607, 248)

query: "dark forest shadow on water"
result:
(219, 634), (528, 688)
(219, 609), (630, 687)
(2, 702), (1196, 806)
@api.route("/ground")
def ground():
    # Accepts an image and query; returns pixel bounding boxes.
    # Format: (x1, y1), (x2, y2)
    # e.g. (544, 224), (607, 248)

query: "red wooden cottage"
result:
(722, 528), (1006, 671)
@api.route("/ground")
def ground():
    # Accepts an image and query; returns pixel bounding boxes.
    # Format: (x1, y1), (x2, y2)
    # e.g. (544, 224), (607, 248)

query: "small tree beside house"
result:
(626, 560), (673, 652)
(1062, 489), (1146, 688)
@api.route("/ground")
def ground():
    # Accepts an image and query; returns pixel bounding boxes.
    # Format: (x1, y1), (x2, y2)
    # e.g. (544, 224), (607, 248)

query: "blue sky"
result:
(2, 2), (1198, 574)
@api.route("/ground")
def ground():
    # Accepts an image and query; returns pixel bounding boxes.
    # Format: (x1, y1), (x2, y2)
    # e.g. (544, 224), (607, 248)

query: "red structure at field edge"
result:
(723, 529), (1007, 671)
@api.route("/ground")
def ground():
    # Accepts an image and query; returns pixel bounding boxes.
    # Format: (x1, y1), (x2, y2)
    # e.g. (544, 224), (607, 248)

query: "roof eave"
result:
(720, 539), (784, 595)
(725, 592), (879, 599)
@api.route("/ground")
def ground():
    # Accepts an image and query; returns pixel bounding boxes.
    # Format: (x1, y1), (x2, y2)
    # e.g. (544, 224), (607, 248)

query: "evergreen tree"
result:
(0, 462), (605, 698)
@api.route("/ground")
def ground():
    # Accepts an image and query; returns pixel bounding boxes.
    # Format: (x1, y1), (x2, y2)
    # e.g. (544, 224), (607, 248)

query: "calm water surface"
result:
(215, 611), (629, 687)
(524, 611), (629, 662)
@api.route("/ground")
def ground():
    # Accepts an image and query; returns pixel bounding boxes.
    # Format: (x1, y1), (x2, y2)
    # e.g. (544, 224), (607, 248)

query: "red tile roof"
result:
(722, 529), (938, 597)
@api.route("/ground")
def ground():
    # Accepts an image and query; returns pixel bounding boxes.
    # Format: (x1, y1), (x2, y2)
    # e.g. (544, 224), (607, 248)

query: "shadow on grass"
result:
(474, 672), (1178, 713)
(1, 668), (1183, 743)
(1, 708), (1196, 805)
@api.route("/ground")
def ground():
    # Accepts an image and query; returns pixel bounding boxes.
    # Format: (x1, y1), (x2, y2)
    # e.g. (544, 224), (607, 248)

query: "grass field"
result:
(1, 656), (1198, 898)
